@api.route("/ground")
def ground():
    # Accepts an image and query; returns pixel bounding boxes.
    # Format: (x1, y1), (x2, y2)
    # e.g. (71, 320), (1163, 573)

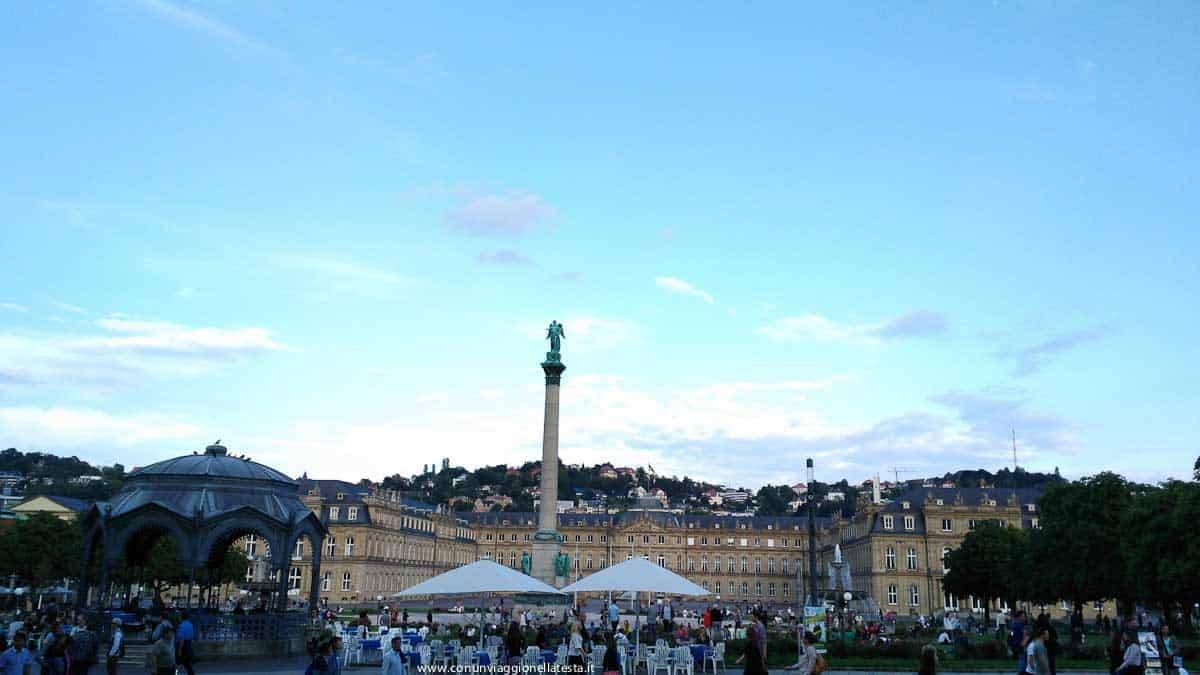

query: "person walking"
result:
(1114, 632), (1143, 675)
(789, 632), (817, 675)
(505, 621), (524, 665)
(601, 633), (621, 675)
(919, 644), (938, 675)
(382, 635), (406, 675)
(740, 620), (768, 675)
(0, 632), (33, 675)
(105, 619), (124, 675)
(1028, 626), (1051, 675)
(567, 624), (586, 668)
(1159, 625), (1178, 675)
(146, 625), (175, 675)
(67, 619), (98, 675)
(1016, 628), (1032, 675)
(175, 613), (194, 675)
(608, 601), (619, 633)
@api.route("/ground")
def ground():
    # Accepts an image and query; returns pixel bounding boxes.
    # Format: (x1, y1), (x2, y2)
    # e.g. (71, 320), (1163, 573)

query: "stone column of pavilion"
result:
(531, 343), (566, 586)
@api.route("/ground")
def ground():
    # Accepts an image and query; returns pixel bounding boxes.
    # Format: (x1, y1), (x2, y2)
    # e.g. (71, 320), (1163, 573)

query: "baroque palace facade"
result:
(290, 478), (1063, 618)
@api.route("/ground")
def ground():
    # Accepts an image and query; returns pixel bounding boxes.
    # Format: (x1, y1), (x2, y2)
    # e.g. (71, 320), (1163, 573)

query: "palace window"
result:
(887, 584), (897, 605)
(348, 507), (358, 520)
(906, 547), (917, 570)
(1031, 518), (1040, 528)
(322, 572), (331, 591)
(728, 558), (735, 573)
(628, 535), (635, 544)
(754, 558), (762, 574)
(904, 516), (915, 531)
(643, 535), (650, 544)
(342, 572), (352, 592)
(326, 537), (336, 558)
(329, 507), (339, 521)
(657, 555), (666, 568)
(882, 515), (894, 530)
(575, 535), (581, 543)
(688, 558), (696, 572)
(740, 582), (748, 596)
(345, 537), (355, 557)
(781, 559), (789, 575)
(768, 558), (775, 574)
(700, 556), (707, 572)
(741, 557), (748, 573)
(587, 555), (593, 570)
(941, 519), (952, 532)
(782, 582), (790, 597)
(701, 536), (708, 545)
(288, 567), (301, 590)
(294, 540), (304, 560)
(755, 581), (762, 596)
(885, 546), (896, 570)
(658, 535), (665, 544)
(942, 547), (951, 571)
(587, 535), (594, 543)
(600, 535), (607, 543)
(768, 583), (776, 597)
(909, 585), (920, 607)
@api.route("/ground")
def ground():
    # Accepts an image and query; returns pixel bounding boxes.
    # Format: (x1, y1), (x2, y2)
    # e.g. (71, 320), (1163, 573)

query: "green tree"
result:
(1121, 480), (1200, 634)
(1029, 472), (1133, 619)
(0, 513), (82, 587)
(755, 485), (797, 516)
(942, 521), (1027, 628)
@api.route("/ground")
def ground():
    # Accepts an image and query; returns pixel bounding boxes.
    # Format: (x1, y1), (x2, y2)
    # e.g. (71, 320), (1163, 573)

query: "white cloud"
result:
(416, 392), (449, 404)
(654, 277), (714, 304)
(0, 303), (28, 312)
(0, 406), (200, 449)
(519, 316), (636, 351)
(756, 310), (947, 345)
(0, 318), (289, 390)
(174, 287), (195, 298)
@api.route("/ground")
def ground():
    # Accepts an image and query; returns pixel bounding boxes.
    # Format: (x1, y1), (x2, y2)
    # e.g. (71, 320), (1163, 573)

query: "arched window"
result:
(885, 546), (896, 570)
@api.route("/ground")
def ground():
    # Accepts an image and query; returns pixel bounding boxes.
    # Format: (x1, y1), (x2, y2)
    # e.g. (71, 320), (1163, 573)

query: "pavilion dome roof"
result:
(131, 442), (293, 485)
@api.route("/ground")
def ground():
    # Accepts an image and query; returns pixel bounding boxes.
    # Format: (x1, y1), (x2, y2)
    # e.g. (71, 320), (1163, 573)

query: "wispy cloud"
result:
(444, 191), (555, 237)
(477, 249), (534, 266)
(756, 310), (948, 344)
(0, 302), (28, 312)
(174, 287), (195, 298)
(272, 254), (419, 298)
(654, 276), (715, 304)
(996, 325), (1114, 376)
(50, 300), (87, 315)
(0, 318), (289, 391)
(129, 0), (276, 54)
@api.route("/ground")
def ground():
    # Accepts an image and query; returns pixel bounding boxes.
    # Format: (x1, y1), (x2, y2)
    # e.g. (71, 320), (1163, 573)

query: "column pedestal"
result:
(531, 355), (566, 587)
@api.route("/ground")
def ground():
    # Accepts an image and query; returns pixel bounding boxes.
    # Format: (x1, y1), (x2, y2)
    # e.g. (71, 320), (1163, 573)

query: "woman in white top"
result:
(567, 624), (586, 667)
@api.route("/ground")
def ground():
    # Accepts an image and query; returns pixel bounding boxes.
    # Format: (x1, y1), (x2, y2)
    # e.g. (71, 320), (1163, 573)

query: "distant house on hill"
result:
(12, 495), (89, 521)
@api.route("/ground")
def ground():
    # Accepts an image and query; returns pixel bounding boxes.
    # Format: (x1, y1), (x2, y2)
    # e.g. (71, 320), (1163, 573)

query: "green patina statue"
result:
(545, 321), (565, 360)
(521, 551), (532, 575)
(554, 552), (570, 578)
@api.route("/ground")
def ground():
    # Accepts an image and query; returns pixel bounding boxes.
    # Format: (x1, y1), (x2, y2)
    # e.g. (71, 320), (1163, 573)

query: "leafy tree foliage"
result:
(942, 521), (1027, 628)
(0, 513), (82, 587)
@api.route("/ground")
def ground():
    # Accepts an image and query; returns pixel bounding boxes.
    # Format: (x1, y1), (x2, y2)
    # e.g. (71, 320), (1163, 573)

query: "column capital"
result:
(541, 360), (566, 385)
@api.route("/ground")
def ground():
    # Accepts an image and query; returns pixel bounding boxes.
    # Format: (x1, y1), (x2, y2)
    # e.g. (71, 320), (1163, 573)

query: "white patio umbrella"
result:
(394, 560), (564, 648)
(560, 557), (710, 651)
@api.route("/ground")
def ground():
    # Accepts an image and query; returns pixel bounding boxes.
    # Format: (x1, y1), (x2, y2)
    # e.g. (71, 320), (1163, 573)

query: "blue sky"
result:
(1, 1), (1197, 487)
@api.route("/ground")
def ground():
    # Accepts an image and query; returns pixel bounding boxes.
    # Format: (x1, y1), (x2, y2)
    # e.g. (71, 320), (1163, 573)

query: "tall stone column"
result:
(531, 338), (566, 586)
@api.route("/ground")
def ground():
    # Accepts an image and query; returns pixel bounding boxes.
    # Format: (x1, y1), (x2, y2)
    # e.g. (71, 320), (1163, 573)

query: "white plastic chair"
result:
(673, 646), (694, 675)
(555, 644), (568, 666)
(706, 643), (725, 673)
(457, 645), (476, 667)
(637, 643), (650, 671)
(591, 645), (607, 671)
(524, 646), (541, 667)
(343, 635), (363, 665)
(650, 646), (673, 675)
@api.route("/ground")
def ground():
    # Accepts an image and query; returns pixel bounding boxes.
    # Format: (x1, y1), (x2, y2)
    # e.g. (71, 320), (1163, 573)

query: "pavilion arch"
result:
(79, 442), (326, 613)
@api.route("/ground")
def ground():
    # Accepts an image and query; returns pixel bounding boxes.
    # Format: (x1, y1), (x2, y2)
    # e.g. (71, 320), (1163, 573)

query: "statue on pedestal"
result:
(521, 552), (532, 576)
(545, 321), (565, 362)
(554, 552), (570, 578)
